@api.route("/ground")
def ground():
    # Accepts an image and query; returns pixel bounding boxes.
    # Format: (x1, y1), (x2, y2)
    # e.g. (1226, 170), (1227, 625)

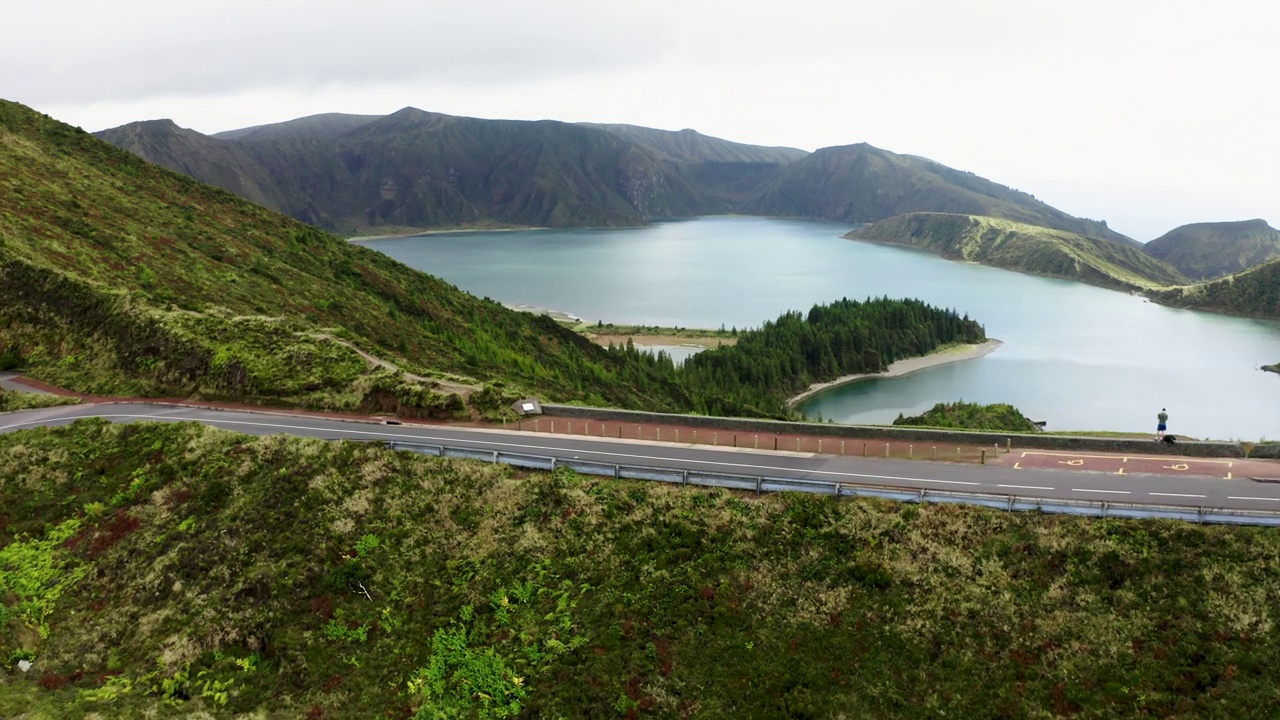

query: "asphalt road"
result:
(3, 403), (1280, 513)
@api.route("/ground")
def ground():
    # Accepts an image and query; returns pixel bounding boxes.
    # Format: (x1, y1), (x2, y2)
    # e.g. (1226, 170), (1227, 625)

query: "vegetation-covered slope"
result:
(742, 143), (1135, 245)
(5, 419), (1280, 718)
(894, 401), (1039, 432)
(849, 213), (1188, 291)
(0, 100), (693, 413)
(1147, 256), (1280, 320)
(94, 119), (289, 212)
(1143, 219), (1280, 280)
(99, 108), (727, 233)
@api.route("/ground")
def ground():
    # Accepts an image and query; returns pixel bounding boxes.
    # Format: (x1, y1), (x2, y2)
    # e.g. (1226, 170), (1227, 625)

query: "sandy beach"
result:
(786, 339), (1003, 406)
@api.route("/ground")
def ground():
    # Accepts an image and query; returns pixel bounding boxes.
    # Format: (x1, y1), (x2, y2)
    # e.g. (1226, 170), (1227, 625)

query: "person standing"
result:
(1156, 408), (1169, 440)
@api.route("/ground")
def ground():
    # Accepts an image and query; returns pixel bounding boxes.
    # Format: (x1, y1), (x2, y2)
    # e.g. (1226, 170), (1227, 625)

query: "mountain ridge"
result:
(97, 110), (1134, 244)
(745, 143), (1136, 245)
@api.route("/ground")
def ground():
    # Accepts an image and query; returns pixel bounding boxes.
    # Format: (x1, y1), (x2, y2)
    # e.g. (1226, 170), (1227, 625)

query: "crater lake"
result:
(363, 217), (1280, 440)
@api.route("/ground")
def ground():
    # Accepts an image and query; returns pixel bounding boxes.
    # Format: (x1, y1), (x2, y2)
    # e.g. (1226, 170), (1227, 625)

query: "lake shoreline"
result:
(348, 226), (549, 243)
(787, 339), (1004, 407)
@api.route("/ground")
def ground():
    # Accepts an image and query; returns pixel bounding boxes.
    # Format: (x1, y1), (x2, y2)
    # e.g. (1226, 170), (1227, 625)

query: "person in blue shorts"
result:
(1156, 408), (1168, 440)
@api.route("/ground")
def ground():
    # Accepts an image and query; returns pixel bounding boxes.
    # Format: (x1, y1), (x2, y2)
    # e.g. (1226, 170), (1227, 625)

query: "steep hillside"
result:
(582, 123), (807, 205)
(849, 213), (1187, 291)
(1147, 257), (1280, 320)
(0, 100), (693, 414)
(94, 120), (287, 211)
(1143, 219), (1280, 280)
(743, 144), (1135, 245)
(5, 420), (1280, 717)
(99, 108), (726, 233)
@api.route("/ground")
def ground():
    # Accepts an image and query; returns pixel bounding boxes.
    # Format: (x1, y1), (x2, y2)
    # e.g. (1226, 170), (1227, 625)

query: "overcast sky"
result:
(5, 1), (1276, 240)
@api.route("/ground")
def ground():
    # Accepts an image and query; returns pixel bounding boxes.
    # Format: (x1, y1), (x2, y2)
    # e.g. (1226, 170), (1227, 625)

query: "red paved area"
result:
(991, 449), (1280, 480)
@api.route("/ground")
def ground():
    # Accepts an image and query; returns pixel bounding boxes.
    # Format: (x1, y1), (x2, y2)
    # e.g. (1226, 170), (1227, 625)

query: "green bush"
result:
(894, 400), (1039, 432)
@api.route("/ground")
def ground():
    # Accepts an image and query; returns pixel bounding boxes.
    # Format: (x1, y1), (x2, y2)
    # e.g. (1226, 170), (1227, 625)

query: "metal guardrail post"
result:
(492, 451), (499, 463)
(681, 469), (688, 485)
(614, 464), (620, 479)
(549, 458), (556, 471)
(755, 476), (762, 495)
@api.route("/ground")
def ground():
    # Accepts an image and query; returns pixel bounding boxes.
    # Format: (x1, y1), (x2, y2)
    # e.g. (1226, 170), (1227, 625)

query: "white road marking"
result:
(999, 484), (1054, 491)
(1072, 488), (1130, 494)
(0, 411), (972, 487)
(1149, 492), (1207, 499)
(1228, 496), (1280, 502)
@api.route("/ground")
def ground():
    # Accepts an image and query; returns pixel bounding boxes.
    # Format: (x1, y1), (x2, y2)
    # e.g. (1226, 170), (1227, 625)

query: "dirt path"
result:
(303, 333), (479, 397)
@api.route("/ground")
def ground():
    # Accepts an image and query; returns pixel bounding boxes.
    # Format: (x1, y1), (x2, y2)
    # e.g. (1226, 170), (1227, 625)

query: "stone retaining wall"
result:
(541, 404), (1244, 458)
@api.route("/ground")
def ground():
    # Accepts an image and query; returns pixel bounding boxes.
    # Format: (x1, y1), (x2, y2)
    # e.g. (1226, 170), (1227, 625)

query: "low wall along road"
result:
(538, 404), (1251, 459)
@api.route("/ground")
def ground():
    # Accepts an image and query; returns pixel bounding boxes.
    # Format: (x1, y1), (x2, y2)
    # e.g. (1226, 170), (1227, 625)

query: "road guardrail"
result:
(384, 441), (1280, 527)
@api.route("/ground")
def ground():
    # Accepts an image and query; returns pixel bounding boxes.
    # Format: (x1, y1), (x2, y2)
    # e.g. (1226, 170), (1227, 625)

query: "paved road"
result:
(3, 403), (1280, 513)
(0, 371), (52, 394)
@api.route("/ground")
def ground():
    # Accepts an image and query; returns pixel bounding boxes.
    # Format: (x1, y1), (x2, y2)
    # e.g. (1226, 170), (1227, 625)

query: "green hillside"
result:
(6, 419), (1280, 717)
(742, 144), (1135, 245)
(849, 213), (1188, 291)
(0, 100), (692, 414)
(98, 108), (726, 234)
(1143, 219), (1280, 280)
(1147, 256), (1280, 320)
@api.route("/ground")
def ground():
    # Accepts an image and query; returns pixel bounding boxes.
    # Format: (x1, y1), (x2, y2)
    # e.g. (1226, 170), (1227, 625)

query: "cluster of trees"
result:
(604, 297), (986, 418)
(894, 401), (1039, 433)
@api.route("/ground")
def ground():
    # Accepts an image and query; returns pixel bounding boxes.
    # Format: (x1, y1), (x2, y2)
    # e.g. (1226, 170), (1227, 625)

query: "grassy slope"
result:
(4, 420), (1280, 718)
(850, 213), (1188, 291)
(1143, 219), (1280, 280)
(0, 100), (691, 414)
(1148, 256), (1280, 322)
(0, 389), (80, 413)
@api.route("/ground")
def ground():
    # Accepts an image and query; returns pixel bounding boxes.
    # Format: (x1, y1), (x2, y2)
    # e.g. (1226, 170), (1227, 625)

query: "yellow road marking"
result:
(1020, 451), (1236, 466)
(1116, 468), (1126, 475)
(1013, 462), (1021, 469)
(1058, 459), (1085, 466)
(1163, 463), (1190, 471)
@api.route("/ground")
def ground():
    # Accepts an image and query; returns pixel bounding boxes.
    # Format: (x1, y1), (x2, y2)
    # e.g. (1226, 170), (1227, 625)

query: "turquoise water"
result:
(364, 217), (1280, 439)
